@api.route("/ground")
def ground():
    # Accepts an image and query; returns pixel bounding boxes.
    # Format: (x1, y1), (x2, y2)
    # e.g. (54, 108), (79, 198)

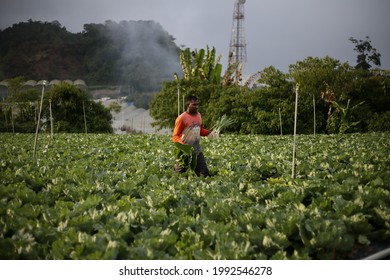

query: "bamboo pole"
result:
(313, 94), (316, 136)
(182, 94), (185, 114)
(177, 86), (180, 116)
(292, 83), (299, 179)
(11, 105), (14, 134)
(35, 101), (38, 125)
(279, 107), (283, 136)
(49, 99), (53, 138)
(33, 81), (47, 158)
(3, 108), (8, 132)
(82, 101), (88, 134)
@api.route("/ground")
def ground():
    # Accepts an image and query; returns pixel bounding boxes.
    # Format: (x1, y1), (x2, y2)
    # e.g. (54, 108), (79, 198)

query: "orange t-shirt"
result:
(172, 112), (210, 147)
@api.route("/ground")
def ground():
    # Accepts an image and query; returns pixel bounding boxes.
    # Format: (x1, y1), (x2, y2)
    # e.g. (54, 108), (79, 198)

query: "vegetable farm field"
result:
(0, 132), (389, 260)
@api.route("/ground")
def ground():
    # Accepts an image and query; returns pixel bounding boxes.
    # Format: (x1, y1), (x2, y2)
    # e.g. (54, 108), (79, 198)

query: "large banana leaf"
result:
(213, 63), (222, 85)
(192, 49), (205, 78)
(180, 48), (192, 80)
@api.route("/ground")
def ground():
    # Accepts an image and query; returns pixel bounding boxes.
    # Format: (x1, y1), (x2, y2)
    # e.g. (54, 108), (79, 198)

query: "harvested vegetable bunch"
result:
(174, 142), (197, 171)
(212, 114), (236, 135)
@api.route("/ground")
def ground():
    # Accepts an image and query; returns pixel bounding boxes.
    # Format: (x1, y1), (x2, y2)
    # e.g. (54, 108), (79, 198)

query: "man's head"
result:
(186, 95), (199, 115)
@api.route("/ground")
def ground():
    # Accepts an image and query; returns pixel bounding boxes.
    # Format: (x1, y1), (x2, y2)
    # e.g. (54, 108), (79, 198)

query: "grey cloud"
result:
(1, 0), (389, 76)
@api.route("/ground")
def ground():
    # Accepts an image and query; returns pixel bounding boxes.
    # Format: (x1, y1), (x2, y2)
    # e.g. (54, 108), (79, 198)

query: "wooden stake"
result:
(83, 101), (88, 134)
(33, 81), (46, 158)
(49, 99), (53, 138)
(11, 105), (14, 134)
(313, 94), (316, 136)
(292, 83), (299, 179)
(279, 107), (283, 136)
(177, 86), (180, 117)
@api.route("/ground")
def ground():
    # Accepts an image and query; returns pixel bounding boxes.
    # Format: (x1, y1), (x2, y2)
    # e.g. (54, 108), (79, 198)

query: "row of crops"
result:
(0, 132), (389, 259)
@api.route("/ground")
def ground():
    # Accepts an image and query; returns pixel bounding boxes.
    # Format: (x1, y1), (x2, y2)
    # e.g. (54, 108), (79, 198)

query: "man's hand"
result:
(208, 130), (219, 138)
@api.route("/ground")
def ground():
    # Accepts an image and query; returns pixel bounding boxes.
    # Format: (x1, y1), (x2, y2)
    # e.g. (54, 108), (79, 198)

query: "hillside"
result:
(0, 20), (181, 93)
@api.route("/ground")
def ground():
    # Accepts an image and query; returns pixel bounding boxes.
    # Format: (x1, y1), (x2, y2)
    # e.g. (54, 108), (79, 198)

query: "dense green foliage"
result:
(349, 36), (381, 70)
(2, 20), (389, 134)
(0, 133), (389, 259)
(0, 20), (181, 92)
(0, 80), (113, 133)
(48, 83), (113, 133)
(174, 142), (197, 171)
(151, 56), (390, 134)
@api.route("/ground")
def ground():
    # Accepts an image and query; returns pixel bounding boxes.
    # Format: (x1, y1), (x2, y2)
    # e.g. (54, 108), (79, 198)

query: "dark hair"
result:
(185, 95), (198, 108)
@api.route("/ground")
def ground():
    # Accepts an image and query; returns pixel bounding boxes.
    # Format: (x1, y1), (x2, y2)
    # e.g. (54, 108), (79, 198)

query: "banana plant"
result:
(332, 99), (365, 133)
(178, 48), (192, 80)
(175, 46), (222, 85)
(192, 48), (205, 78)
(221, 50), (243, 86)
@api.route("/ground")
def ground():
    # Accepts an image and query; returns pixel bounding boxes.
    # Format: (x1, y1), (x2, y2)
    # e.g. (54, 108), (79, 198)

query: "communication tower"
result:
(228, 0), (247, 66)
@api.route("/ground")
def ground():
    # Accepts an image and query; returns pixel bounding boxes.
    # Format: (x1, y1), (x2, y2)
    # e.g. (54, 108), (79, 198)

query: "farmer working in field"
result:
(172, 95), (217, 177)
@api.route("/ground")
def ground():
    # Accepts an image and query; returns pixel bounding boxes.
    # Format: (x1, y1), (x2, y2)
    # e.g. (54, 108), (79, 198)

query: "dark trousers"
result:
(174, 152), (210, 177)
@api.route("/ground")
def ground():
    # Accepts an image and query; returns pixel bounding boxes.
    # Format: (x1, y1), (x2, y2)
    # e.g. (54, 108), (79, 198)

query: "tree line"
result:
(1, 20), (388, 134)
(150, 39), (390, 134)
(0, 78), (113, 133)
(0, 19), (182, 132)
(0, 20), (181, 92)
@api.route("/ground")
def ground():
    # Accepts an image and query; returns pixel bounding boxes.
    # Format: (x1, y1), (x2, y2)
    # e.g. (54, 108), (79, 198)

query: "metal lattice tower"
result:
(228, 0), (247, 66)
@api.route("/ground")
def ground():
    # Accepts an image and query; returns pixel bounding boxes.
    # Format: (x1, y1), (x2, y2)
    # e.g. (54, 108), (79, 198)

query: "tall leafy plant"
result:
(329, 99), (365, 134)
(175, 46), (222, 85)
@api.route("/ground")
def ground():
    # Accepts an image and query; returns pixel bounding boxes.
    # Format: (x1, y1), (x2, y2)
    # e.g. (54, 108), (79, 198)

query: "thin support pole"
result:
(33, 81), (46, 158)
(3, 109), (8, 132)
(177, 86), (180, 116)
(279, 107), (283, 136)
(11, 105), (14, 134)
(35, 101), (38, 124)
(83, 101), (88, 134)
(313, 94), (316, 136)
(292, 83), (299, 179)
(182, 94), (185, 114)
(49, 99), (53, 138)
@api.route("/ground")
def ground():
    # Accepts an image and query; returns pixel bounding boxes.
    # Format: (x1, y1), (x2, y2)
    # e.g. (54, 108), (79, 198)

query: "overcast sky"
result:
(1, 0), (389, 77)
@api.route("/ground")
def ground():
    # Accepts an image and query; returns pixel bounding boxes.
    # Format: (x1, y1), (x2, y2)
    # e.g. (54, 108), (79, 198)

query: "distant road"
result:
(102, 100), (171, 135)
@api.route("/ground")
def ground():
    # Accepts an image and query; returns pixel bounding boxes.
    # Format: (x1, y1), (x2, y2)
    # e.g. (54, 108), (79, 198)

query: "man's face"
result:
(187, 100), (199, 115)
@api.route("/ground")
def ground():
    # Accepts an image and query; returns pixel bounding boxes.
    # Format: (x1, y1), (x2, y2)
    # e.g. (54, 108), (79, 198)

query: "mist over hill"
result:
(0, 20), (182, 94)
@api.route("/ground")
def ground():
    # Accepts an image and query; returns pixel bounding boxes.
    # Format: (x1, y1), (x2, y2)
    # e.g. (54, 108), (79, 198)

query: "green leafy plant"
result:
(0, 133), (389, 260)
(174, 142), (197, 171)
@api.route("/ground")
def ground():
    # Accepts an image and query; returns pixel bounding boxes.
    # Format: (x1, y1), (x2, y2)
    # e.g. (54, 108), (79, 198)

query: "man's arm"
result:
(172, 116), (185, 143)
(200, 125), (210, 137)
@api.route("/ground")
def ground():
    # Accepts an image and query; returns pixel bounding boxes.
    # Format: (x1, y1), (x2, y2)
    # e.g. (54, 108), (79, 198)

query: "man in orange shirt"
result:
(172, 95), (217, 177)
